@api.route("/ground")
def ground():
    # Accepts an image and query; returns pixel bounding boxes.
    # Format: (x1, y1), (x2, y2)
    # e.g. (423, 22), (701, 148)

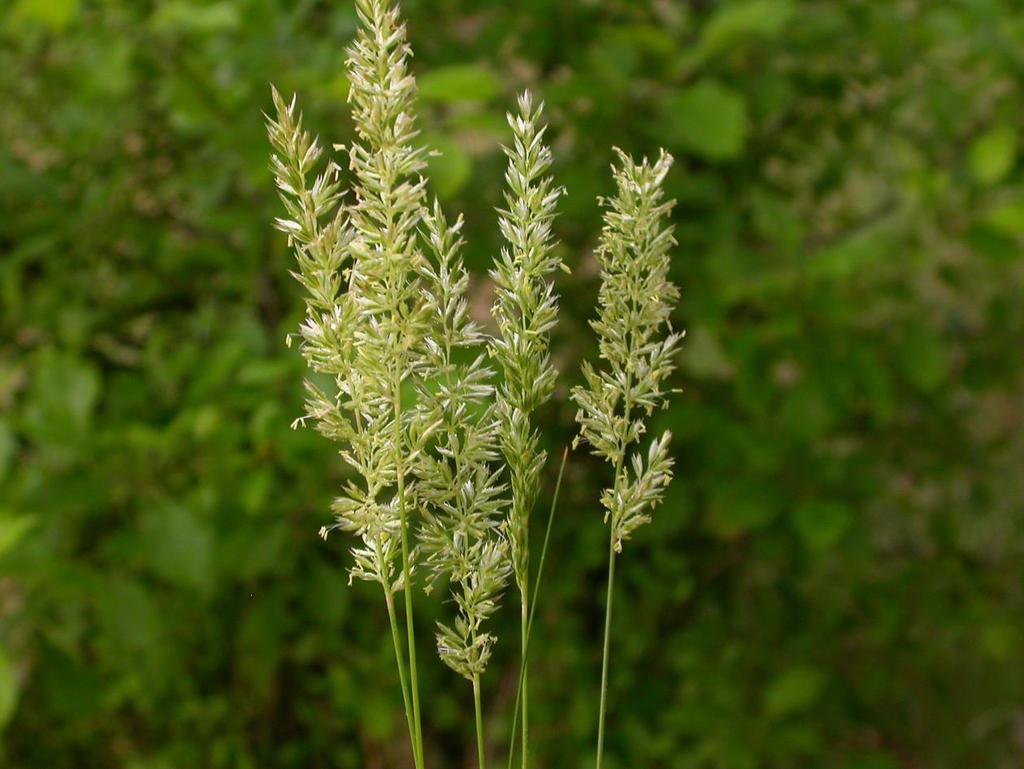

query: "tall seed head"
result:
(413, 202), (511, 679)
(267, 0), (436, 594)
(489, 93), (566, 591)
(571, 148), (683, 551)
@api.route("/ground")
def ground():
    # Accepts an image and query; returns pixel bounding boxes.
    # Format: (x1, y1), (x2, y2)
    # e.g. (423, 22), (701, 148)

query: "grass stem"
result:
(506, 447), (569, 769)
(595, 528), (616, 769)
(474, 675), (487, 769)
(520, 592), (528, 769)
(395, 380), (424, 769)
(384, 586), (418, 765)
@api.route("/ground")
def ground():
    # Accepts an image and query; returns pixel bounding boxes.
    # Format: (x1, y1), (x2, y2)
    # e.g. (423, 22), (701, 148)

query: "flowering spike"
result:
(490, 92), (566, 593)
(414, 200), (511, 680)
(572, 148), (682, 549)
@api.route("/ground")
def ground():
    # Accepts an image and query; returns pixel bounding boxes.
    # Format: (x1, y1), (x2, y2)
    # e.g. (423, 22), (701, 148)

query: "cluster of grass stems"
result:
(267, 1), (682, 767)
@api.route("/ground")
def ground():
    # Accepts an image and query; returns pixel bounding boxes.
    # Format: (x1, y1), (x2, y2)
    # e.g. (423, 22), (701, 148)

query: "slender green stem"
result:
(520, 591), (529, 769)
(473, 675), (487, 769)
(394, 377), (424, 769)
(384, 586), (418, 763)
(594, 364), (633, 769)
(595, 528), (616, 769)
(506, 447), (569, 769)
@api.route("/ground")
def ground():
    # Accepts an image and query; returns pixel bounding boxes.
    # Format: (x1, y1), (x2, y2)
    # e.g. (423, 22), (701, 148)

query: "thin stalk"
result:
(594, 369), (633, 769)
(473, 674), (487, 769)
(384, 585), (418, 762)
(368, 396), (418, 764)
(520, 590), (528, 769)
(506, 447), (569, 769)
(394, 377), (424, 769)
(594, 529), (616, 769)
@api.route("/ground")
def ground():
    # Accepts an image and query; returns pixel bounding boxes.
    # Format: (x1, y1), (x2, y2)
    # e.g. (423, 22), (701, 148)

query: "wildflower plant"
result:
(571, 149), (683, 769)
(268, 1), (681, 767)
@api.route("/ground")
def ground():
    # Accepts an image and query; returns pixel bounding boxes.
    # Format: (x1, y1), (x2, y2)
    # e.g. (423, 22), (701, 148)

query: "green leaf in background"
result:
(811, 226), (896, 280)
(82, 38), (135, 98)
(423, 133), (472, 199)
(447, 110), (508, 150)
(779, 381), (836, 441)
(707, 480), (779, 539)
(683, 327), (734, 380)
(750, 187), (804, 252)
(605, 23), (676, 63)
(418, 65), (500, 104)
(968, 222), (1019, 261)
(663, 80), (748, 161)
(360, 690), (399, 741)
(0, 420), (14, 482)
(0, 513), (36, 558)
(37, 649), (101, 723)
(838, 756), (901, 769)
(968, 125), (1017, 186)
(8, 0), (78, 30)
(151, 1), (240, 35)
(327, 72), (352, 102)
(236, 598), (287, 707)
(792, 501), (852, 550)
(22, 349), (101, 451)
(0, 645), (17, 730)
(138, 504), (214, 594)
(984, 198), (1024, 235)
(763, 666), (825, 718)
(95, 579), (163, 660)
(695, 0), (794, 64)
(979, 621), (1015, 663)
(899, 324), (948, 393)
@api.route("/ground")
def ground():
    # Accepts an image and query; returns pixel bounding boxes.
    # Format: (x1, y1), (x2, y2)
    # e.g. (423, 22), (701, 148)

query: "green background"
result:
(2, 0), (1023, 767)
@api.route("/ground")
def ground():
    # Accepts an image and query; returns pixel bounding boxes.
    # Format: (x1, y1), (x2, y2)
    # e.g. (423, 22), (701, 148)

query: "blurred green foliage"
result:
(2, 0), (1024, 767)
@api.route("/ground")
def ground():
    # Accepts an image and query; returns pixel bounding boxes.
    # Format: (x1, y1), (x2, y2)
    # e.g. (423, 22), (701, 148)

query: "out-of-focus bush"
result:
(2, 1), (1023, 767)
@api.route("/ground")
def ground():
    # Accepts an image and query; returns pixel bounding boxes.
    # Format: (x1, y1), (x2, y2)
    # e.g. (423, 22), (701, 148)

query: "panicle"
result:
(489, 92), (566, 591)
(267, 0), (433, 593)
(571, 148), (683, 551)
(414, 201), (511, 678)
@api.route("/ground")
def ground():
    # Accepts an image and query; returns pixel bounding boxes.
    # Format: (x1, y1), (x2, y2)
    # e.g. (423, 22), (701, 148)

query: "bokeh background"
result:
(3, 0), (1024, 767)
